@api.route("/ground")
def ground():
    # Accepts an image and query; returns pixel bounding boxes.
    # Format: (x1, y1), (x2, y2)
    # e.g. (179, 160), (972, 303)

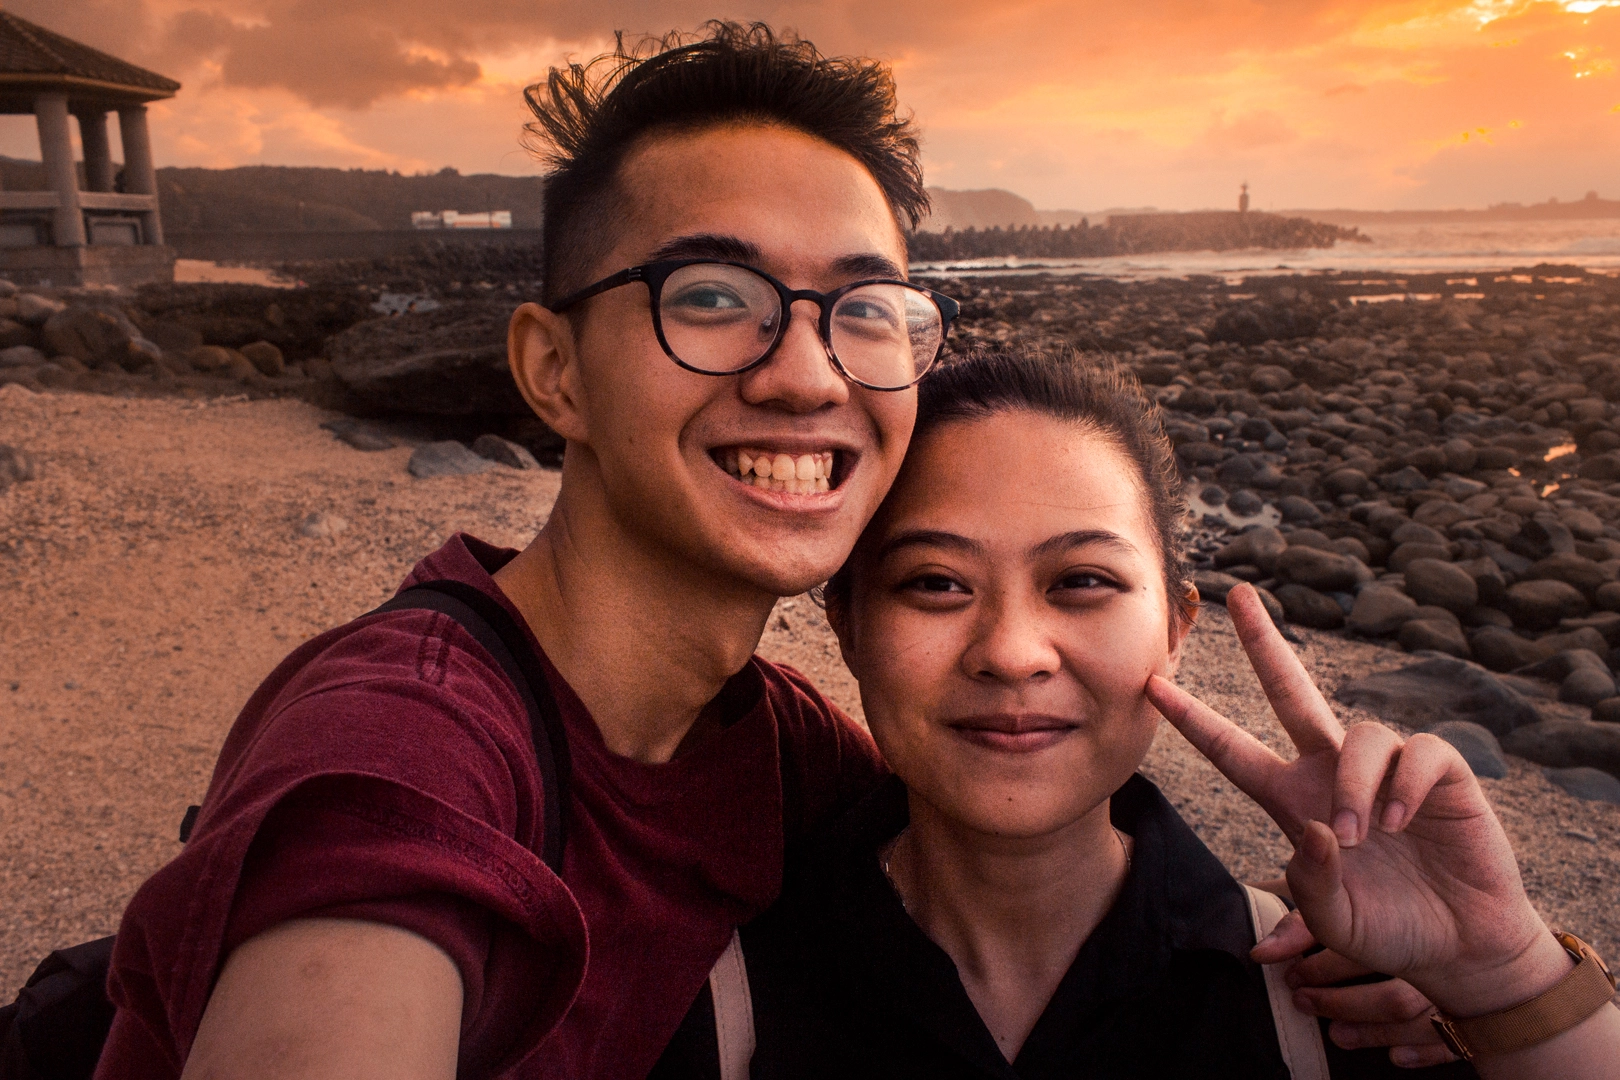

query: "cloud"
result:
(4, 0), (1618, 209)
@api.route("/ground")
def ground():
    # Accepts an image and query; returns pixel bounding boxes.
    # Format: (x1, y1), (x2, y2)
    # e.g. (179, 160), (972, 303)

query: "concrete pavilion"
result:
(0, 10), (179, 286)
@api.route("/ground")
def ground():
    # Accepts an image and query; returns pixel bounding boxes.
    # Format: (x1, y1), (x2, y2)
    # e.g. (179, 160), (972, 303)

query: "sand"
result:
(2, 384), (1616, 996)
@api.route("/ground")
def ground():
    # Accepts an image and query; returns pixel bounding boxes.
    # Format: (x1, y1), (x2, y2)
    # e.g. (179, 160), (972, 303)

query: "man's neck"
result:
(493, 480), (777, 765)
(892, 795), (1128, 1063)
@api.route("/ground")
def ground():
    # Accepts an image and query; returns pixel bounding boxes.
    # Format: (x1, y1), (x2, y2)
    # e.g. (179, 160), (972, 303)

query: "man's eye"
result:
(668, 286), (748, 311)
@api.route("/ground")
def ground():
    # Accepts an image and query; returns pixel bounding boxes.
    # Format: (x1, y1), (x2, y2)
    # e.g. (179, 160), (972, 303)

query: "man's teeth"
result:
(721, 449), (835, 494)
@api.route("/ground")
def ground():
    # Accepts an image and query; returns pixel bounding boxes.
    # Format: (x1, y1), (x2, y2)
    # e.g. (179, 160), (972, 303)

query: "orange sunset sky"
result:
(13, 0), (1620, 211)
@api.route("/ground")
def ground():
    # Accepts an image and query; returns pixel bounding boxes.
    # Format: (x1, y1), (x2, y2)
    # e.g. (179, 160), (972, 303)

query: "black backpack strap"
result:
(371, 580), (570, 871)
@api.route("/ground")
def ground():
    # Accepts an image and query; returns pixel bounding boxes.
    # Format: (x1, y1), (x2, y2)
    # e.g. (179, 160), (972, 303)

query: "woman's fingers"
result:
(1285, 820), (1353, 942)
(1387, 1043), (1462, 1069)
(1287, 948), (1376, 990)
(1226, 585), (1346, 756)
(1251, 908), (1316, 964)
(1146, 675), (1285, 808)
(1295, 977), (1435, 1024)
(1332, 722), (1406, 847)
(1379, 732), (1472, 833)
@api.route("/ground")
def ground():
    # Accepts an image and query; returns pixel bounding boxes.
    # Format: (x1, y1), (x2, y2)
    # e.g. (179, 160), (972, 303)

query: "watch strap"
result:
(1431, 932), (1617, 1060)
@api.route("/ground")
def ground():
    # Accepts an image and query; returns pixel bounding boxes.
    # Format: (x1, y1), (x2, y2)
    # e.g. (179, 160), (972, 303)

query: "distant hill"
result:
(1288, 194), (1620, 226)
(0, 158), (545, 232)
(920, 187), (1096, 231)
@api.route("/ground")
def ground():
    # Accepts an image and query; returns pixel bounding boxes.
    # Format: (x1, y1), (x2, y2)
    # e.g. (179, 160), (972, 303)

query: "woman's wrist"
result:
(1416, 929), (1576, 1020)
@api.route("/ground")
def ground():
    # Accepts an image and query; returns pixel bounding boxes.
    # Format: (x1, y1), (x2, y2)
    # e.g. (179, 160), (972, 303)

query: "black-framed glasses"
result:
(547, 259), (960, 392)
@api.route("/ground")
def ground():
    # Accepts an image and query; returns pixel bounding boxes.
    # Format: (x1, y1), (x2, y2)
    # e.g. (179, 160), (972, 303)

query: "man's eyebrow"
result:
(832, 252), (907, 281)
(876, 529), (986, 560)
(647, 233), (763, 264)
(1031, 530), (1141, 558)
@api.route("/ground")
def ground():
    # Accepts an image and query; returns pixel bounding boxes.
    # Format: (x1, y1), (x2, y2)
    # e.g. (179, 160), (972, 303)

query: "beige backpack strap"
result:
(709, 929), (755, 1080)
(1244, 884), (1331, 1080)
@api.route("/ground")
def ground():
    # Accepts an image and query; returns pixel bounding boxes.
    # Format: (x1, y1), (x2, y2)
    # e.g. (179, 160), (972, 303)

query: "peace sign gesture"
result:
(1144, 584), (1586, 1044)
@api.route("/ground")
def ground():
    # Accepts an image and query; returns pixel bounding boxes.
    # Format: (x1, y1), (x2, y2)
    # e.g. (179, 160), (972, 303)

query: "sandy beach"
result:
(3, 382), (1616, 994)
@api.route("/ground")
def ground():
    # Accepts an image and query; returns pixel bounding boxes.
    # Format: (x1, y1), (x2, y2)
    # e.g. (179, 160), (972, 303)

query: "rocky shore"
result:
(6, 262), (1620, 799)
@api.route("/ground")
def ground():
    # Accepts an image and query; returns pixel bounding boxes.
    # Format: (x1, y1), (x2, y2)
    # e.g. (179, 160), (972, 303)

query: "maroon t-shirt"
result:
(99, 534), (886, 1079)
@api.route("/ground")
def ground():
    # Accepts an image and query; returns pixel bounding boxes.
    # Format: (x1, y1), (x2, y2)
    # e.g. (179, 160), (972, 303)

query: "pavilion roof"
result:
(0, 10), (179, 105)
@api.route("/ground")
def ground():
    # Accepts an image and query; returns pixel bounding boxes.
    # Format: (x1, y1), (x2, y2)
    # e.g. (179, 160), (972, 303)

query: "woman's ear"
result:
(1165, 583), (1199, 676)
(509, 303), (589, 443)
(824, 594), (858, 675)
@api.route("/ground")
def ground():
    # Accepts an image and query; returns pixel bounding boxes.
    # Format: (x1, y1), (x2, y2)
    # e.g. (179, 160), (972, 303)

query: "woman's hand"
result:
(1145, 583), (1570, 1020)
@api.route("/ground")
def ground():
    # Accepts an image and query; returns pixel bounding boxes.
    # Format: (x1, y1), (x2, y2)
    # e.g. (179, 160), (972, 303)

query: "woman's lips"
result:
(947, 714), (1079, 753)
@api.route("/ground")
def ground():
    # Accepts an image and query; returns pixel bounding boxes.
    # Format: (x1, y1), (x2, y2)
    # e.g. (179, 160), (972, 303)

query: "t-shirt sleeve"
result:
(102, 615), (587, 1079)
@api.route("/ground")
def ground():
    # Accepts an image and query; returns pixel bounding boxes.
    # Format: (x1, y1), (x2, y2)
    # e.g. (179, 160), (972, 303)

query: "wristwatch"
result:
(1431, 932), (1617, 1061)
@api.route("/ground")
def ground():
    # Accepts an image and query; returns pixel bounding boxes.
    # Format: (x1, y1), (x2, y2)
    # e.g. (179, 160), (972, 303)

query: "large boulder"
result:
(1403, 558), (1479, 614)
(1468, 626), (1553, 672)
(1346, 584), (1417, 636)
(1273, 584), (1344, 629)
(1397, 619), (1471, 658)
(1429, 720), (1508, 779)
(1212, 527), (1287, 575)
(327, 300), (530, 415)
(408, 441), (496, 478)
(1504, 579), (1589, 631)
(1525, 552), (1613, 595)
(1273, 547), (1366, 593)
(1335, 657), (1539, 737)
(1502, 720), (1620, 780)
(1542, 767), (1620, 805)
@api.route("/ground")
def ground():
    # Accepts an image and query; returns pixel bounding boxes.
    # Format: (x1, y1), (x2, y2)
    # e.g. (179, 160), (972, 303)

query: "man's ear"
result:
(509, 303), (589, 443)
(1164, 583), (1199, 677)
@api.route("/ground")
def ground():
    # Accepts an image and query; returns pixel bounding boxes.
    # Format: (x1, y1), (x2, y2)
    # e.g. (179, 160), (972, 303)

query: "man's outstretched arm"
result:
(180, 919), (463, 1080)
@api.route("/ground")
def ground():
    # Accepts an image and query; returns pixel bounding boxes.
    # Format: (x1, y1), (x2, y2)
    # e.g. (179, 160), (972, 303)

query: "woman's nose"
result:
(960, 595), (1062, 685)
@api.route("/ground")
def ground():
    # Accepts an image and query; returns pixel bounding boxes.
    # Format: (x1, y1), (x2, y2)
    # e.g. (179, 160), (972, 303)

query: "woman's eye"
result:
(904, 574), (967, 595)
(1052, 572), (1111, 593)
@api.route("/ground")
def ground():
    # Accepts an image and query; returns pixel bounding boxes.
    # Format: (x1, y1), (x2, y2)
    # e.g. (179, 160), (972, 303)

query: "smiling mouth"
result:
(948, 715), (1080, 753)
(714, 447), (842, 494)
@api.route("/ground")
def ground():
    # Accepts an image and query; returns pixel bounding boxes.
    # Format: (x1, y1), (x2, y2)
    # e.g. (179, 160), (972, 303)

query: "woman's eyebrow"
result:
(876, 529), (985, 560)
(1030, 530), (1140, 558)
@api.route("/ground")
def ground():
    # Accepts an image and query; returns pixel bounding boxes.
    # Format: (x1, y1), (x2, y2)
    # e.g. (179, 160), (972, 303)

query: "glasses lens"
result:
(828, 284), (944, 390)
(657, 263), (782, 373)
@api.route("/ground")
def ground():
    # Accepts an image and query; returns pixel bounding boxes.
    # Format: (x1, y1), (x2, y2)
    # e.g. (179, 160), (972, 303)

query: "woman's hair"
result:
(523, 21), (928, 305)
(823, 345), (1195, 628)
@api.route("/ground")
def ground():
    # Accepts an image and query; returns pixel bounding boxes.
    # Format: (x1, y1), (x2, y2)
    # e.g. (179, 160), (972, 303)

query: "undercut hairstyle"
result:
(822, 346), (1196, 629)
(523, 21), (928, 305)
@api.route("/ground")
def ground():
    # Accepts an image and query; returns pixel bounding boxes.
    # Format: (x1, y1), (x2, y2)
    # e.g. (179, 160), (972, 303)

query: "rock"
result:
(1412, 500), (1472, 530)
(1593, 698), (1620, 724)
(1596, 581), (1620, 612)
(1347, 584), (1418, 636)
(0, 318), (34, 348)
(1578, 452), (1620, 482)
(1322, 468), (1371, 499)
(240, 340), (286, 378)
(1192, 569), (1244, 603)
(1516, 649), (1610, 683)
(1273, 583), (1344, 629)
(14, 293), (64, 325)
(1276, 495), (1322, 525)
(1455, 557), (1509, 608)
(320, 418), (394, 452)
(184, 345), (235, 372)
(1199, 484), (1226, 507)
(1380, 466), (1430, 493)
(1273, 546), (1366, 592)
(1502, 720), (1620, 779)
(1398, 619), (1472, 658)
(1253, 586), (1289, 632)
(1522, 514), (1576, 557)
(1227, 489), (1264, 516)
(1403, 558), (1479, 613)
(1534, 628), (1611, 664)
(407, 440), (495, 478)
(1213, 527), (1287, 574)
(1526, 552), (1613, 596)
(1429, 720), (1508, 779)
(298, 512), (349, 538)
(1561, 507), (1606, 542)
(41, 306), (150, 371)
(1562, 667), (1617, 706)
(1335, 657), (1539, 737)
(1542, 766), (1620, 805)
(1388, 542), (1452, 574)
(1390, 521), (1449, 547)
(327, 300), (529, 415)
(0, 444), (36, 490)
(1504, 579), (1589, 630)
(0, 345), (46, 368)
(471, 433), (541, 470)
(1247, 364), (1296, 392)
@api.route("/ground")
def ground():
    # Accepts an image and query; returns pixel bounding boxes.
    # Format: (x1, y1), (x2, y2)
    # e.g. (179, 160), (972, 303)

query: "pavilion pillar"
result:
(117, 105), (162, 245)
(78, 110), (116, 192)
(35, 92), (86, 247)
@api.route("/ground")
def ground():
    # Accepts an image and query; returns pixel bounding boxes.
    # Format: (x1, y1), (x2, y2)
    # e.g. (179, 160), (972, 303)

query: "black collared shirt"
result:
(737, 774), (1475, 1080)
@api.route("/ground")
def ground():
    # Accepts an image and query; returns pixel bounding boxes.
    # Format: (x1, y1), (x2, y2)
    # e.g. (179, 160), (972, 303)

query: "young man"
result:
(98, 24), (956, 1080)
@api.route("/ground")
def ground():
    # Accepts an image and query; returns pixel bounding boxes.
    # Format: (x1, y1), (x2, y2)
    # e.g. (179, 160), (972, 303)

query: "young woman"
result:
(739, 349), (1620, 1080)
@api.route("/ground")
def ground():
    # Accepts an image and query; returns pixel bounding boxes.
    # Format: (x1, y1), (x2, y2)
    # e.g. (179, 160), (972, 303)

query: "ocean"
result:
(910, 218), (1620, 283)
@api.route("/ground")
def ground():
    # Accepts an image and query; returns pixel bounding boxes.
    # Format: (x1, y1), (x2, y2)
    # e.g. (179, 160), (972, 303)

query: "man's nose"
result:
(736, 298), (849, 412)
